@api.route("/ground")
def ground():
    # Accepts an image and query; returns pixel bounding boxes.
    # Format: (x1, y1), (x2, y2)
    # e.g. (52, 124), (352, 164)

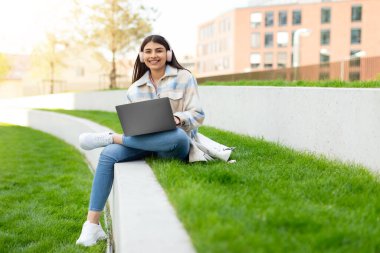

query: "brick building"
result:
(196, 0), (380, 78)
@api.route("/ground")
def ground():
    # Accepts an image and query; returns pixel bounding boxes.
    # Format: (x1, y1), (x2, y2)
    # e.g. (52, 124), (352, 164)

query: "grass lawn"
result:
(200, 80), (380, 88)
(44, 109), (380, 253)
(0, 123), (106, 253)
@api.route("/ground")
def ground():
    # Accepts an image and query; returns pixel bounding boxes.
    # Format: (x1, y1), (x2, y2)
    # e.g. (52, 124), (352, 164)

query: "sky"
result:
(0, 0), (251, 58)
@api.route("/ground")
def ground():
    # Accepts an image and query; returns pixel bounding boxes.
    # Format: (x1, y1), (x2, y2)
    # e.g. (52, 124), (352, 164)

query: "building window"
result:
(250, 12), (262, 28)
(319, 72), (330, 80)
(200, 24), (215, 40)
(264, 53), (273, 69)
(349, 50), (361, 67)
(279, 11), (287, 26)
(351, 5), (362, 22)
(219, 18), (231, 33)
(265, 33), (273, 48)
(321, 7), (331, 24)
(265, 12), (274, 27)
(320, 53), (330, 68)
(250, 53), (261, 69)
(291, 31), (295, 46)
(223, 57), (230, 69)
(320, 30), (330, 45)
(277, 32), (289, 47)
(277, 52), (287, 68)
(203, 44), (209, 55)
(349, 71), (360, 81)
(292, 10), (302, 25)
(251, 32), (261, 48)
(351, 28), (361, 44)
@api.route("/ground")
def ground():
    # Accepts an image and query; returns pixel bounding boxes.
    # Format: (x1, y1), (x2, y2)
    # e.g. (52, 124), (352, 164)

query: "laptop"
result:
(115, 97), (177, 136)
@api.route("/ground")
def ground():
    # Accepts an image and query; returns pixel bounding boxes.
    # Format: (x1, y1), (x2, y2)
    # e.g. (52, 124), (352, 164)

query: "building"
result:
(0, 48), (133, 98)
(196, 0), (380, 78)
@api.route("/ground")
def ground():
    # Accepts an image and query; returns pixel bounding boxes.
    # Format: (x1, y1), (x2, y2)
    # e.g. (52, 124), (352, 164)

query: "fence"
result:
(197, 56), (380, 83)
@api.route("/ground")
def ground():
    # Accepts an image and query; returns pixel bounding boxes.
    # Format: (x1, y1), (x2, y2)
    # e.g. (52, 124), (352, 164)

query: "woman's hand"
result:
(174, 116), (181, 126)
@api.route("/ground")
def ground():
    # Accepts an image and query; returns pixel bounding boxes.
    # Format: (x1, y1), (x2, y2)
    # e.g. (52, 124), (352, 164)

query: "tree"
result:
(77, 0), (153, 89)
(30, 33), (67, 94)
(0, 53), (11, 80)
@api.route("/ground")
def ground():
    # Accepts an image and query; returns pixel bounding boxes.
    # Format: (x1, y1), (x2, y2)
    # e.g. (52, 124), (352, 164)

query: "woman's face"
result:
(142, 41), (167, 72)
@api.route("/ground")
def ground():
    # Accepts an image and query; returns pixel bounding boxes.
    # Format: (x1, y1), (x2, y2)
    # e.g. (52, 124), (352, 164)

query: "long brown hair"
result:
(132, 35), (187, 83)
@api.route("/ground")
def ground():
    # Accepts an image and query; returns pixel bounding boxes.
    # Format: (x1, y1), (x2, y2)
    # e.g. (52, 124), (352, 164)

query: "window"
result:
(320, 30), (330, 45)
(292, 10), (302, 25)
(223, 57), (230, 69)
(349, 71), (360, 81)
(351, 5), (362, 22)
(279, 11), (287, 26)
(351, 28), (361, 44)
(250, 53), (261, 69)
(277, 52), (287, 68)
(250, 12), (262, 28)
(277, 32), (289, 47)
(319, 72), (330, 80)
(321, 7), (331, 24)
(219, 18), (231, 33)
(264, 53), (273, 69)
(265, 33), (273, 48)
(251, 32), (261, 48)
(202, 45), (208, 55)
(265, 12), (274, 27)
(291, 31), (295, 46)
(200, 25), (215, 39)
(349, 50), (361, 67)
(320, 53), (330, 67)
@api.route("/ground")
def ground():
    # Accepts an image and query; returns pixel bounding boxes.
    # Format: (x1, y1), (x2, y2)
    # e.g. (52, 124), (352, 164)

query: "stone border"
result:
(1, 87), (379, 171)
(0, 108), (196, 253)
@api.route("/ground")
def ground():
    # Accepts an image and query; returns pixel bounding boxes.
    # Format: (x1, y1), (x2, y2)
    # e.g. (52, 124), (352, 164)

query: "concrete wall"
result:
(1, 86), (379, 171)
(200, 86), (380, 172)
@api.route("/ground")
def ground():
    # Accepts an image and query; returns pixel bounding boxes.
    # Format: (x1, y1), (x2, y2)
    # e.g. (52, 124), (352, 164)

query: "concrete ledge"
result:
(0, 108), (196, 253)
(113, 161), (195, 253)
(1, 87), (379, 171)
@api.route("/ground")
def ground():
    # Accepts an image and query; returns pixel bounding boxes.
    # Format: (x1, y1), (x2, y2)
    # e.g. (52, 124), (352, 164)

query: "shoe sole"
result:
(76, 232), (107, 247)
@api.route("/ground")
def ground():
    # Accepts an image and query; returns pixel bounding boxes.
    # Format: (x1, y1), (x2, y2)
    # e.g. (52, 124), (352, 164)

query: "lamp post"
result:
(340, 50), (366, 81)
(292, 28), (311, 68)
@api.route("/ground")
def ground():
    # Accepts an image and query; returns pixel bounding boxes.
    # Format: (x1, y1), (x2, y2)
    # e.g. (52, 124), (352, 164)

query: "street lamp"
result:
(292, 28), (311, 68)
(340, 50), (366, 81)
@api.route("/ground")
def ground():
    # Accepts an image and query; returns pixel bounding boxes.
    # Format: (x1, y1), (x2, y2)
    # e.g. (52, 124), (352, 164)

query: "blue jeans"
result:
(89, 128), (190, 211)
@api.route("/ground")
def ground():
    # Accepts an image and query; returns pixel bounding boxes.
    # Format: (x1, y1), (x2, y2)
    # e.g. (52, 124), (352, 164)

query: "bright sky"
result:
(0, 0), (251, 58)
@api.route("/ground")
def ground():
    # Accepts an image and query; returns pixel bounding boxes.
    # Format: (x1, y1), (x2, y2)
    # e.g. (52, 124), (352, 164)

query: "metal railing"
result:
(196, 56), (380, 83)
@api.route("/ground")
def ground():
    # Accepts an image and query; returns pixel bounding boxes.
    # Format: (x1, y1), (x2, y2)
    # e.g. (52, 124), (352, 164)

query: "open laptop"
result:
(115, 97), (176, 136)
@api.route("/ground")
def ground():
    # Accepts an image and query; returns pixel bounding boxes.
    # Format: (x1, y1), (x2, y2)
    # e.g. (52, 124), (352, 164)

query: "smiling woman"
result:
(0, 124), (105, 252)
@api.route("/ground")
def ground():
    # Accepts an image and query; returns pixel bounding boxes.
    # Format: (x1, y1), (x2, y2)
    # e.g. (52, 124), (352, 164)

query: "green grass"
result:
(42, 110), (380, 253)
(200, 80), (380, 88)
(0, 123), (106, 253)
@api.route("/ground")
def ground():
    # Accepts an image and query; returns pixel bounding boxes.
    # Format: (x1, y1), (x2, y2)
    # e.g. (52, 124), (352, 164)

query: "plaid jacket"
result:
(126, 65), (204, 135)
(126, 65), (232, 162)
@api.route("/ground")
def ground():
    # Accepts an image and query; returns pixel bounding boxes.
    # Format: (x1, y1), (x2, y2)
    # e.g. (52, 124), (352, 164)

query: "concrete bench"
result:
(0, 108), (196, 253)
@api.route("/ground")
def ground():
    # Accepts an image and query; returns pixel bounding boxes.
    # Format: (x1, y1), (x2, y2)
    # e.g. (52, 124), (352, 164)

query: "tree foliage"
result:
(75, 0), (154, 89)
(30, 33), (67, 93)
(0, 53), (11, 80)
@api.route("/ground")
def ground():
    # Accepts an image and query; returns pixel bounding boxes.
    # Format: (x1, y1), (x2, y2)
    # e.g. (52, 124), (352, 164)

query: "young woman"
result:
(76, 35), (232, 246)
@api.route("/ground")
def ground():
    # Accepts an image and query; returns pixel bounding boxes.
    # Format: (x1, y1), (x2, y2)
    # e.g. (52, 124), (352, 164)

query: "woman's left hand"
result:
(174, 116), (180, 126)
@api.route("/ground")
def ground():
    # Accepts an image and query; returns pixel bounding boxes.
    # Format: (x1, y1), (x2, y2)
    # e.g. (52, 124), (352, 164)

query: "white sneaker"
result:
(76, 221), (107, 247)
(79, 132), (113, 150)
